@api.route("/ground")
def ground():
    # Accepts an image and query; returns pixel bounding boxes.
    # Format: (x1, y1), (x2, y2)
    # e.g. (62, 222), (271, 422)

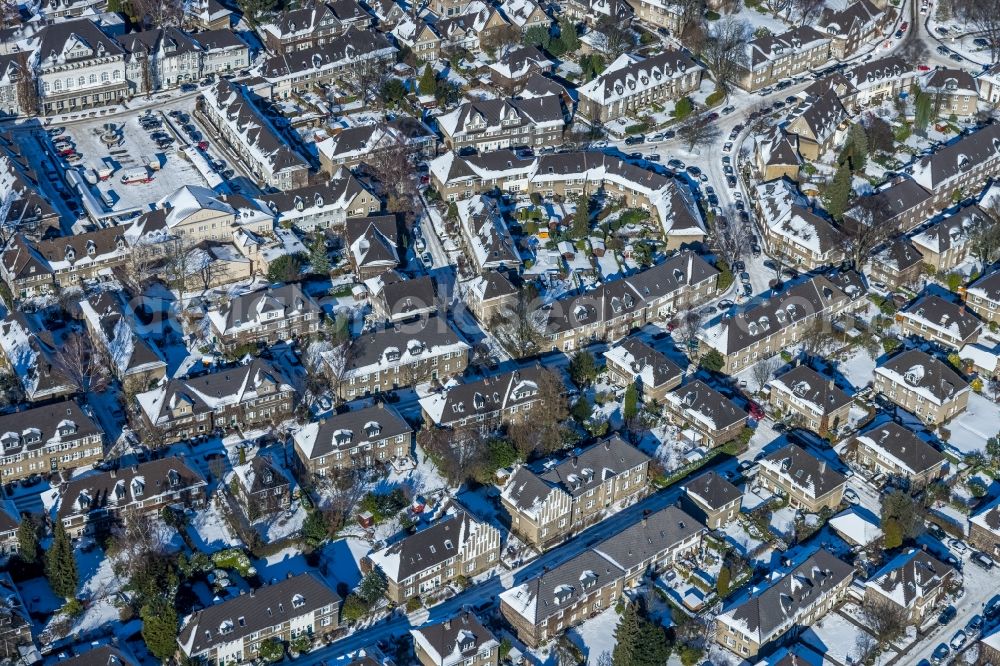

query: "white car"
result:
(950, 630), (967, 651)
(723, 142), (733, 153)
(844, 489), (859, 504)
(950, 538), (969, 554)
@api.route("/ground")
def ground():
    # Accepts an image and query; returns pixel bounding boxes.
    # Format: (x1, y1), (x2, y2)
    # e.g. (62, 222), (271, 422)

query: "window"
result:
(101, 72), (109, 82)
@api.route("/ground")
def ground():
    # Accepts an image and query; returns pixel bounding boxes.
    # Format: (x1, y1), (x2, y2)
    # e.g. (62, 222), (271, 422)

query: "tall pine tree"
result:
(16, 514), (38, 564)
(46, 521), (78, 599)
(633, 621), (672, 666)
(613, 602), (642, 666)
(824, 163), (852, 221)
(622, 383), (640, 422)
(418, 64), (436, 96)
(142, 596), (179, 662)
(309, 236), (331, 275)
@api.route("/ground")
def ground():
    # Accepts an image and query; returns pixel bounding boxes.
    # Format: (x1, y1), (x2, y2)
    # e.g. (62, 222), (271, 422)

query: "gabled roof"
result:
(769, 365), (852, 416)
(594, 505), (704, 571)
(899, 294), (982, 341)
(684, 470), (741, 511)
(759, 444), (847, 499)
(875, 349), (970, 404)
(411, 611), (498, 666)
(911, 124), (1000, 192)
(665, 380), (748, 432)
(851, 421), (945, 476)
(367, 510), (491, 581)
(419, 366), (547, 426)
(603, 337), (682, 390)
(293, 403), (411, 460)
(866, 549), (954, 608)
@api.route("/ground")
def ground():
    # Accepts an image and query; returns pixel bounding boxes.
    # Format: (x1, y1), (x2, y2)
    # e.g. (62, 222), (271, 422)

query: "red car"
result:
(918, 64), (931, 71)
(900, 21), (908, 30)
(58, 147), (75, 157)
(197, 140), (209, 150)
(748, 401), (765, 420)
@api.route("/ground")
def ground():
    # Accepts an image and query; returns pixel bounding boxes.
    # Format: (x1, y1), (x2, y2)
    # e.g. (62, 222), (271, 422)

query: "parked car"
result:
(966, 615), (983, 636)
(931, 643), (950, 666)
(624, 135), (645, 145)
(927, 522), (946, 540)
(972, 551), (994, 569)
(722, 142), (733, 153)
(986, 595), (1000, 618)
(668, 159), (685, 169)
(686, 165), (702, 177)
(950, 630), (967, 650)
(844, 488), (859, 504)
(949, 538), (968, 554)
(939, 606), (957, 625)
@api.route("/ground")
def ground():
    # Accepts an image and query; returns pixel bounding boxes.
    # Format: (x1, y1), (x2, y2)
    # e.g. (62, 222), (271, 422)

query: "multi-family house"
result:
(698, 271), (868, 373)
(259, 1), (366, 52)
(0, 54), (27, 117)
(715, 550), (854, 658)
(435, 3), (511, 52)
(498, 0), (549, 31)
(869, 237), (925, 290)
(681, 471), (742, 529)
(0, 312), (77, 402)
(758, 443), (848, 512)
(0, 503), (18, 557)
(0, 573), (33, 662)
(411, 612), (498, 666)
(79, 291), (167, 390)
(785, 88), (849, 160)
(58, 457), (207, 536)
(844, 56), (914, 109)
(364, 508), (501, 604)
(603, 336), (683, 403)
(921, 67), (980, 120)
(754, 128), (800, 182)
(257, 172), (379, 231)
(198, 79), (311, 190)
(595, 505), (704, 587)
(767, 365), (852, 436)
(818, 0), (892, 59)
(317, 120), (434, 172)
(966, 270), (1000, 325)
(577, 50), (702, 123)
(846, 178), (933, 236)
(0, 400), (104, 483)
(365, 272), (437, 324)
(970, 497), (1000, 557)
(562, 0), (632, 24)
(864, 549), (957, 623)
(544, 250), (719, 352)
(135, 359), (296, 442)
(736, 26), (831, 92)
(325, 316), (470, 400)
(419, 366), (548, 432)
(663, 380), (748, 448)
(500, 436), (650, 551)
(231, 455), (290, 519)
(850, 421), (946, 485)
(897, 294), (982, 350)
(293, 403), (412, 476)
(343, 214), (401, 280)
(754, 178), (844, 269)
(456, 195), (522, 274)
(55, 645), (139, 666)
(117, 27), (201, 94)
(911, 205), (985, 273)
(196, 29), (250, 77)
(0, 147), (61, 241)
(206, 283), (322, 353)
(487, 44), (553, 92)
(873, 349), (970, 424)
(177, 573), (341, 664)
(35, 19), (129, 115)
(438, 95), (567, 153)
(467, 270), (519, 324)
(910, 124), (1000, 211)
(624, 0), (685, 34)
(500, 550), (625, 647)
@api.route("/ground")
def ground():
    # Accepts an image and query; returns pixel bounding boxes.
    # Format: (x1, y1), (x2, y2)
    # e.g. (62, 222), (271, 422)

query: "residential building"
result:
(79, 291), (167, 390)
(864, 549), (957, 623)
(177, 573), (341, 664)
(58, 457), (207, 536)
(438, 94), (567, 152)
(594, 505), (705, 585)
(197, 29), (250, 77)
(487, 44), (553, 92)
(456, 195), (522, 274)
(231, 455), (291, 519)
(259, 1), (368, 52)
(0, 312), (77, 402)
(55, 646), (139, 666)
(257, 172), (379, 231)
(411, 612), (498, 666)
(0, 400), (104, 483)
(735, 26), (831, 92)
(681, 471), (741, 529)
(873, 349), (970, 424)
(364, 509), (501, 604)
(754, 128), (800, 182)
(767, 364), (852, 436)
(562, 0), (631, 25)
(293, 403), (413, 475)
(324, 315), (470, 400)
(843, 56), (915, 109)
(343, 214), (401, 280)
(467, 270), (519, 324)
(911, 205), (985, 273)
(317, 120), (434, 172)
(500, 436), (650, 551)
(910, 124), (1000, 211)
(845, 178), (933, 235)
(419, 366), (549, 432)
(981, 628), (1000, 666)
(897, 294), (982, 350)
(135, 359), (296, 443)
(817, 0), (893, 59)
(206, 283), (323, 352)
(0, 573), (33, 662)
(698, 271), (868, 374)
(625, 0), (685, 34)
(603, 336), (683, 403)
(0, 54), (28, 117)
(715, 550), (854, 658)
(577, 50), (703, 123)
(754, 178), (843, 269)
(365, 272), (438, 324)
(500, 550), (625, 647)
(785, 88), (849, 160)
(921, 67), (980, 119)
(663, 380), (748, 447)
(35, 19), (129, 115)
(970, 497), (1000, 557)
(869, 237), (925, 290)
(964, 269), (1000, 325)
(188, 0), (235, 30)
(758, 444), (848, 512)
(0, 503), (18, 557)
(850, 421), (947, 485)
(435, 4), (512, 52)
(117, 27), (201, 94)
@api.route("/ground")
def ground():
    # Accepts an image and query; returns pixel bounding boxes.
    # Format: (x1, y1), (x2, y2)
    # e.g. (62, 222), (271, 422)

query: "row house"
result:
(456, 195), (522, 274)
(910, 124), (1000, 213)
(365, 272), (438, 324)
(698, 271), (868, 374)
(970, 497), (1000, 558)
(135, 359), (296, 443)
(869, 237), (925, 290)
(757, 443), (848, 512)
(625, 0), (685, 35)
(178, 573), (341, 664)
(595, 505), (705, 586)
(57, 457), (207, 536)
(681, 471), (742, 529)
(259, 0), (371, 53)
(231, 455), (291, 519)
(438, 94), (568, 153)
(864, 549), (957, 624)
(912, 204), (986, 273)
(736, 26), (830, 92)
(343, 214), (401, 280)
(0, 573), (32, 662)
(965, 269), (1000, 325)
(79, 290), (167, 389)
(846, 177), (933, 236)
(293, 403), (413, 476)
(767, 364), (852, 436)
(818, 0), (893, 60)
(0, 146), (61, 239)
(500, 436), (650, 551)
(873, 349), (970, 424)
(577, 50), (703, 123)
(543, 250), (719, 352)
(663, 380), (748, 447)
(199, 79), (311, 190)
(921, 67), (981, 120)
(715, 550), (854, 658)
(0, 400), (104, 482)
(754, 178), (844, 270)
(785, 88), (850, 161)
(317, 120), (434, 172)
(435, 3), (512, 52)
(118, 27), (201, 95)
(206, 283), (323, 353)
(603, 336), (683, 403)
(57, 647), (138, 666)
(324, 315), (470, 400)
(419, 366), (548, 432)
(261, 27), (395, 99)
(257, 171), (379, 231)
(364, 508), (501, 604)
(843, 56), (915, 109)
(187, 0), (235, 31)
(896, 294), (982, 350)
(0, 312), (77, 402)
(35, 19), (129, 115)
(487, 45), (553, 93)
(850, 420), (946, 485)
(412, 613), (498, 666)
(196, 29), (251, 77)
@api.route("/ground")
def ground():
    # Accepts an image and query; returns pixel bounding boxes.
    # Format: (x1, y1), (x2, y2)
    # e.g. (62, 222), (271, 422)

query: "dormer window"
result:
(292, 594), (305, 608)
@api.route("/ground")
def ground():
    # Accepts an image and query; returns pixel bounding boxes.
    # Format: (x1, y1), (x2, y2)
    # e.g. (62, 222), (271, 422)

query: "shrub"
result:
(706, 89), (726, 106)
(673, 97), (693, 119)
(705, 9), (720, 18)
(406, 596), (422, 612)
(882, 337), (902, 353)
(625, 122), (650, 135)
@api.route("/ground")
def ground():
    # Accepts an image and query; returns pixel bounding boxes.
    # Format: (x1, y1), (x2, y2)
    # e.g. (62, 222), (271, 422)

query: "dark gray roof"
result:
(901, 294), (981, 341)
(217, 283), (321, 331)
(761, 443), (847, 497)
(0, 400), (103, 458)
(770, 365), (852, 415)
(443, 95), (564, 135)
(607, 337), (682, 389)
(178, 573), (340, 656)
(343, 315), (467, 373)
(846, 56), (910, 87)
(868, 549), (953, 608)
(422, 366), (547, 427)
(536, 436), (650, 499)
(594, 505), (704, 571)
(59, 457), (206, 519)
(37, 19), (124, 66)
(369, 511), (485, 581)
(294, 403), (411, 460)
(667, 379), (748, 431)
(54, 646), (137, 666)
(875, 237), (923, 271)
(912, 205), (985, 254)
(378, 273), (437, 318)
(847, 179), (931, 228)
(853, 421), (945, 475)
(876, 349), (969, 402)
(501, 550), (624, 624)
(684, 470), (741, 510)
(411, 611), (496, 661)
(194, 29), (248, 51)
(912, 124), (1000, 191)
(969, 269), (1000, 302)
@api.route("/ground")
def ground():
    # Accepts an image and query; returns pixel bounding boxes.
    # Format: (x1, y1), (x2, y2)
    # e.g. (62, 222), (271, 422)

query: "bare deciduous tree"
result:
(701, 16), (751, 92)
(115, 242), (159, 296)
(955, 0), (1000, 63)
(364, 128), (419, 214)
(13, 52), (37, 116)
(489, 285), (547, 358)
(839, 194), (897, 270)
(970, 204), (1000, 271)
(132, 0), (184, 26)
(52, 332), (110, 394)
(859, 594), (910, 651)
(750, 356), (779, 393)
(345, 57), (390, 109)
(678, 116), (723, 152)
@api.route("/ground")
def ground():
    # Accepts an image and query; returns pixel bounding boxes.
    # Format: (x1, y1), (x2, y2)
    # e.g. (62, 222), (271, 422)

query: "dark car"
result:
(733, 261), (745, 272)
(973, 551), (995, 570)
(727, 176), (737, 188)
(939, 606), (957, 625)
(985, 595), (1000, 618)
(686, 165), (702, 177)
(181, 82), (198, 92)
(668, 159), (685, 169)
(661, 130), (675, 139)
(624, 135), (645, 145)
(707, 194), (719, 206)
(628, 152), (643, 160)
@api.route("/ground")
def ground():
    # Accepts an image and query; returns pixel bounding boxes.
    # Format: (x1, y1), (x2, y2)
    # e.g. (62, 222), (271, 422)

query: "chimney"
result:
(819, 460), (826, 474)
(572, 455), (578, 466)
(110, 468), (116, 478)
(444, 619), (452, 630)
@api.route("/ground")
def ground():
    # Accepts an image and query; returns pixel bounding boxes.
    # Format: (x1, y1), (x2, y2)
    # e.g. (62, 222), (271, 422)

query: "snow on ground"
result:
(257, 501), (308, 542)
(947, 393), (1000, 454)
(836, 346), (878, 390)
(188, 495), (244, 551)
(567, 606), (621, 665)
(802, 610), (899, 666)
(769, 506), (797, 540)
(722, 519), (768, 561)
